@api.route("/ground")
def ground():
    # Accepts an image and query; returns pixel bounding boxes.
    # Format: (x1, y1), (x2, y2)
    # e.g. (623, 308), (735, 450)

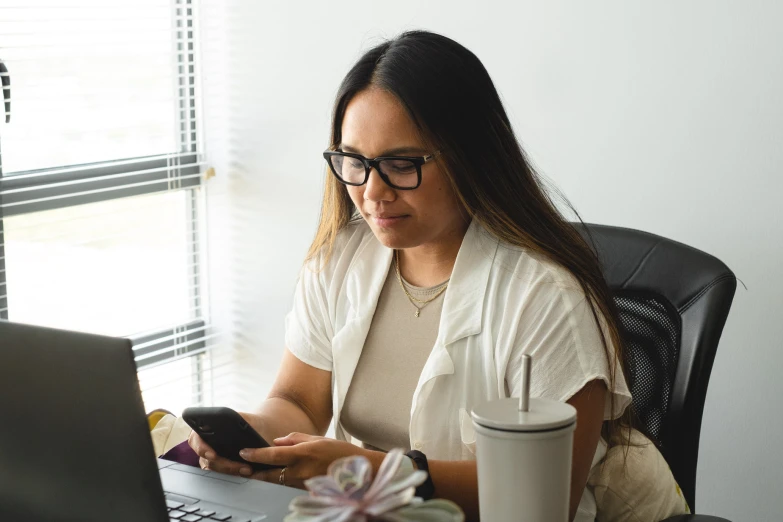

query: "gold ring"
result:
(279, 467), (286, 486)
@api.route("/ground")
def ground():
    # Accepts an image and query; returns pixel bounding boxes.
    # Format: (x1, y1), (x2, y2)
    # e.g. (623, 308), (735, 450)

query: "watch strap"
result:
(405, 449), (435, 500)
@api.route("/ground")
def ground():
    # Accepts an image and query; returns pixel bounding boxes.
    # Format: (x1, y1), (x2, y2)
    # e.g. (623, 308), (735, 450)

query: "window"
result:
(0, 0), (213, 413)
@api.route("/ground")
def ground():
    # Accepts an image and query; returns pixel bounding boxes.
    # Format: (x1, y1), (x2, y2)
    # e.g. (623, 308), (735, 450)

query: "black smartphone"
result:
(181, 406), (279, 471)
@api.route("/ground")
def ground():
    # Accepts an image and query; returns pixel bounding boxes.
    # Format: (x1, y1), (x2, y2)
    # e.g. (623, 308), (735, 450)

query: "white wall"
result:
(201, 2), (783, 520)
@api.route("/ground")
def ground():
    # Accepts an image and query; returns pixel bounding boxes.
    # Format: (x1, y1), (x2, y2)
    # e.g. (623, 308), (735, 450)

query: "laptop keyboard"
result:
(164, 493), (267, 522)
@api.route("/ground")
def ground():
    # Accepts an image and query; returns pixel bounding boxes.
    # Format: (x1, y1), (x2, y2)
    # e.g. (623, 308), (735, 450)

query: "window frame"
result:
(0, 0), (207, 373)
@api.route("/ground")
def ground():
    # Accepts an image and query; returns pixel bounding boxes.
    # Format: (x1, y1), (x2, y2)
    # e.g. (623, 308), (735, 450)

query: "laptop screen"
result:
(0, 320), (168, 522)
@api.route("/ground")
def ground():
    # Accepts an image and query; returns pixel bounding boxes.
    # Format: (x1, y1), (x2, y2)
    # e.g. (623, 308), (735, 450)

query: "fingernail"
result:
(205, 451), (215, 460)
(239, 467), (252, 476)
(239, 449), (248, 458)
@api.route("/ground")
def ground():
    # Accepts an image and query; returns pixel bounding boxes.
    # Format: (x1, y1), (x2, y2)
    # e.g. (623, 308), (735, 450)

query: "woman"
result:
(191, 30), (635, 522)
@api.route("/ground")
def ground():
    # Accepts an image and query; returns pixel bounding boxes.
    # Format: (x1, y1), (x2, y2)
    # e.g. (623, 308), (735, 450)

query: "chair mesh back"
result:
(614, 292), (681, 442)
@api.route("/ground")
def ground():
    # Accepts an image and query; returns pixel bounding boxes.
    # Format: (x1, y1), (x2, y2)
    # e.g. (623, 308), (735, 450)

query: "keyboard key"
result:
(196, 510), (216, 517)
(165, 492), (200, 505)
(169, 511), (186, 519)
(181, 515), (203, 522)
(166, 500), (185, 510)
(181, 505), (202, 514)
(211, 514), (232, 521)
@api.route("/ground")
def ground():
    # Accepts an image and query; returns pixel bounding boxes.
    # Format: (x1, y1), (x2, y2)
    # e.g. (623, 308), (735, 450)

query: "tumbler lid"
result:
(471, 397), (577, 432)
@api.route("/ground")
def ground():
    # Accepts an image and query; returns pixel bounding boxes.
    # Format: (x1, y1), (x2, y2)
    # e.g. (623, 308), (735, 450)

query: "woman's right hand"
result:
(187, 413), (259, 477)
(189, 351), (333, 477)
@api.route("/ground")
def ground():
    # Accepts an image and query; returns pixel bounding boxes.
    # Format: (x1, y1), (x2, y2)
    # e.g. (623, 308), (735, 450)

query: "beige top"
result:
(340, 262), (447, 451)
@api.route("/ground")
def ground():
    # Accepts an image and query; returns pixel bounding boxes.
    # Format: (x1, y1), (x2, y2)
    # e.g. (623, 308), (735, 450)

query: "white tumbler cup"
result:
(471, 355), (577, 522)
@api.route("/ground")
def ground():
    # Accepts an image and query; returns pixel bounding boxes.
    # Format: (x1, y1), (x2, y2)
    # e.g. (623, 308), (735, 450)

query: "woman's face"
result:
(340, 87), (466, 251)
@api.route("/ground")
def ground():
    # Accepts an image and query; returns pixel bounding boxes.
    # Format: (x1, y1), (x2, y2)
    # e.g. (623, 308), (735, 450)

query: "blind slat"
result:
(0, 15), (194, 22)
(1, 126), (199, 138)
(0, 4), (178, 8)
(0, 173), (202, 210)
(132, 324), (210, 351)
(0, 163), (207, 196)
(2, 93), (199, 106)
(1, 37), (195, 50)
(0, 153), (202, 181)
(134, 333), (220, 363)
(0, 26), (175, 37)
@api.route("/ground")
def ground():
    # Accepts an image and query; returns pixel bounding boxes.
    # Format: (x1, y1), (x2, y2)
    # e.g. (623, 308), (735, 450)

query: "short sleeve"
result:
(505, 275), (632, 421)
(285, 263), (334, 372)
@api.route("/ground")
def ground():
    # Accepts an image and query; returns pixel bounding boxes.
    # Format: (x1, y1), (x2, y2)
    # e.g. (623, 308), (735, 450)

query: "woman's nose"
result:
(363, 167), (396, 202)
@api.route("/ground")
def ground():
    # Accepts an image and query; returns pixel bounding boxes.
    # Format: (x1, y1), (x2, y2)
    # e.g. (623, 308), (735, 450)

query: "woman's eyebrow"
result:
(339, 144), (427, 156)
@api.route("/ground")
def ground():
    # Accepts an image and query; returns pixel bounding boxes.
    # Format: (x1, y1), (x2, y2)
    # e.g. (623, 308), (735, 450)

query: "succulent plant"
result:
(285, 448), (464, 522)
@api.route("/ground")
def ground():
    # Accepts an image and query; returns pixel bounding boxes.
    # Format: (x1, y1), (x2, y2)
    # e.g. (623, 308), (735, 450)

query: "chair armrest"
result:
(661, 515), (729, 522)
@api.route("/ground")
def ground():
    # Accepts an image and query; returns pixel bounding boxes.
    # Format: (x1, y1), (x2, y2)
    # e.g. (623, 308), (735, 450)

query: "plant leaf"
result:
(362, 448), (405, 502)
(377, 499), (465, 522)
(327, 455), (373, 498)
(363, 488), (416, 516)
(304, 476), (345, 498)
(374, 470), (427, 500)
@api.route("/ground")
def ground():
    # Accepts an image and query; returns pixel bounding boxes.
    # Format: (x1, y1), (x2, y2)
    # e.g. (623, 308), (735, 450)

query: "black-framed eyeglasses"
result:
(323, 150), (441, 190)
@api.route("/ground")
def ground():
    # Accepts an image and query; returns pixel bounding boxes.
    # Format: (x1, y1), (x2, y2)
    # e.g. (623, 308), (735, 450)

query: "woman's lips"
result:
(371, 214), (408, 227)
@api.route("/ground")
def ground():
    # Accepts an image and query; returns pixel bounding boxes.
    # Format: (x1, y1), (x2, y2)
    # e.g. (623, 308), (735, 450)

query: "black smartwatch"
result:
(406, 450), (435, 500)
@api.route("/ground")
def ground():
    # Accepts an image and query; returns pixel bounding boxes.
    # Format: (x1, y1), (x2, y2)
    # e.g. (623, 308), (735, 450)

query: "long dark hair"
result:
(308, 30), (636, 447)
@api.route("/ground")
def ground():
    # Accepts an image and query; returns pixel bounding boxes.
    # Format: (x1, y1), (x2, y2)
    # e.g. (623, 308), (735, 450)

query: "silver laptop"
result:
(0, 320), (301, 522)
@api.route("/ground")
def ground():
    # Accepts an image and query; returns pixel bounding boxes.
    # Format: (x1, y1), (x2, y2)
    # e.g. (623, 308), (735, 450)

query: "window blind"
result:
(0, 0), (218, 416)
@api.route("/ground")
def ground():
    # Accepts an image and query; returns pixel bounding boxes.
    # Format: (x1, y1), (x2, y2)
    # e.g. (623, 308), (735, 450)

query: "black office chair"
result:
(580, 224), (736, 522)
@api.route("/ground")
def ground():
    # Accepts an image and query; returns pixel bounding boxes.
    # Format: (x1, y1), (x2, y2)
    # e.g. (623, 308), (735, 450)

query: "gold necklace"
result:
(394, 250), (449, 318)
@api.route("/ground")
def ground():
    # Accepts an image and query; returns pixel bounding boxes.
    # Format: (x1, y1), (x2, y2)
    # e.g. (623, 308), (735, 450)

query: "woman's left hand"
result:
(239, 432), (382, 489)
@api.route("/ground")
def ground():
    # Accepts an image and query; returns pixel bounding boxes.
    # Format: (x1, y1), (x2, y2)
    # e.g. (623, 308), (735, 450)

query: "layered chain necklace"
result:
(394, 250), (449, 318)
